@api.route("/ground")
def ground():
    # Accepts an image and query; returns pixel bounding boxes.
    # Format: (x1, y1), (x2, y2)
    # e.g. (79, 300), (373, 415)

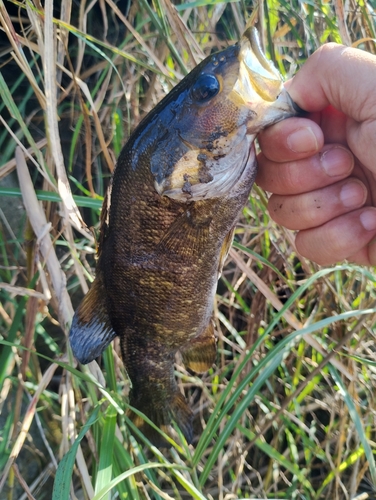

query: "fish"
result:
(69, 27), (300, 446)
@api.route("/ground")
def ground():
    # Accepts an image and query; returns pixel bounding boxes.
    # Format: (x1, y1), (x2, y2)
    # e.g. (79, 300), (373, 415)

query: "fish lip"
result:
(291, 99), (306, 115)
(242, 27), (280, 79)
(237, 27), (283, 103)
(233, 27), (302, 124)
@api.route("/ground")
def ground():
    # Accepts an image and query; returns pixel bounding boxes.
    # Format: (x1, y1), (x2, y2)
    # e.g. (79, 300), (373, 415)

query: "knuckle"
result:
(313, 43), (345, 64)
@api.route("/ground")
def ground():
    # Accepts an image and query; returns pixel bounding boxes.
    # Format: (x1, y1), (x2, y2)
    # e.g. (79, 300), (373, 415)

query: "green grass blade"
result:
(170, 469), (207, 500)
(0, 72), (45, 165)
(0, 296), (27, 390)
(0, 273), (39, 389)
(113, 436), (142, 500)
(102, 345), (117, 392)
(0, 408), (13, 469)
(237, 424), (314, 493)
(91, 463), (186, 500)
(329, 366), (376, 488)
(0, 339), (124, 414)
(318, 447), (366, 497)
(176, 0), (237, 10)
(232, 240), (288, 282)
(52, 407), (100, 500)
(0, 186), (103, 210)
(198, 307), (376, 485)
(94, 406), (117, 498)
(195, 266), (355, 464)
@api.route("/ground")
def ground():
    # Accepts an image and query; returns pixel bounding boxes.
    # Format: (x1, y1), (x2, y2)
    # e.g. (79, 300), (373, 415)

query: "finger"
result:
(257, 144), (354, 195)
(258, 117), (324, 162)
(268, 178), (367, 230)
(347, 238), (376, 267)
(319, 105), (348, 145)
(295, 207), (376, 266)
(288, 43), (376, 121)
(288, 44), (376, 172)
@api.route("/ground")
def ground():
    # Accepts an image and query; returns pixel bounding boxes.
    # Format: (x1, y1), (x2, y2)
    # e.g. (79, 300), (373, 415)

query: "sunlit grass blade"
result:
(198, 307), (376, 485)
(329, 366), (376, 488)
(91, 463), (186, 500)
(195, 265), (372, 466)
(318, 446), (367, 498)
(238, 424), (314, 493)
(1, 1), (376, 498)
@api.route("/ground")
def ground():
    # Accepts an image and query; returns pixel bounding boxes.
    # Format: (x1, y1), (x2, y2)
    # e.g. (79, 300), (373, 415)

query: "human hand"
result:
(257, 43), (376, 266)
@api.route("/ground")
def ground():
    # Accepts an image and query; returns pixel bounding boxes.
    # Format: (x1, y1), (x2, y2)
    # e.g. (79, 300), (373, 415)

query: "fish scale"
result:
(70, 27), (300, 446)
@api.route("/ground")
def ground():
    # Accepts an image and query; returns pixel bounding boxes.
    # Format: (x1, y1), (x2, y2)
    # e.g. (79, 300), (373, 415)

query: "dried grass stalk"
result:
(16, 147), (73, 330)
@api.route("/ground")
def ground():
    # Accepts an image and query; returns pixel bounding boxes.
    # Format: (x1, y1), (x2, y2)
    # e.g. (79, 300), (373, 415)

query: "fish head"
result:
(150, 28), (300, 202)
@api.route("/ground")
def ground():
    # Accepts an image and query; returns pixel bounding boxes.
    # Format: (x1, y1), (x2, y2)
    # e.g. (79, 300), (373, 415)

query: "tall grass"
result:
(0, 0), (376, 499)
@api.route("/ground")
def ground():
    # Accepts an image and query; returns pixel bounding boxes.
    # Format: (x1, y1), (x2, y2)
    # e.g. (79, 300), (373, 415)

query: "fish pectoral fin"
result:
(156, 208), (211, 260)
(180, 320), (217, 373)
(69, 273), (116, 364)
(218, 226), (235, 278)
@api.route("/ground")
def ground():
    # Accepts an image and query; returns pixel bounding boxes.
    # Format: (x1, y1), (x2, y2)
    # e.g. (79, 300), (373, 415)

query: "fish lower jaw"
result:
(246, 88), (300, 132)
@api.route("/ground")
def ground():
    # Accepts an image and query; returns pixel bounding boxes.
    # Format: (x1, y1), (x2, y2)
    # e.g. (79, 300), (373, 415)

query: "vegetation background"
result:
(0, 0), (376, 498)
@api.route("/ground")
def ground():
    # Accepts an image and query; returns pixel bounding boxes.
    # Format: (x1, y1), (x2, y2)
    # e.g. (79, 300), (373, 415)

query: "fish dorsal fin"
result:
(180, 320), (217, 373)
(70, 273), (116, 364)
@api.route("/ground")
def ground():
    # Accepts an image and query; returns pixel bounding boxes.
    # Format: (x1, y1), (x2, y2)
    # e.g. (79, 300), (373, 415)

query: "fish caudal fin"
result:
(69, 272), (116, 364)
(128, 387), (193, 447)
(181, 321), (217, 374)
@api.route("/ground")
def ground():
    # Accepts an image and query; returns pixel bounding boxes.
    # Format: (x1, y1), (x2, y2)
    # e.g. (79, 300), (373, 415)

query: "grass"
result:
(0, 0), (376, 499)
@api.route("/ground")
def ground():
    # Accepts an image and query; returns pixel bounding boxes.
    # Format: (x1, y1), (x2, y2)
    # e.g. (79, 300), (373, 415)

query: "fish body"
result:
(70, 28), (299, 445)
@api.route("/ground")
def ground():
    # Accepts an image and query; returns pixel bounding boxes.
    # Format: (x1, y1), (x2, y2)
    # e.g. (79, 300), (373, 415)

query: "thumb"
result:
(288, 44), (376, 175)
(288, 43), (376, 122)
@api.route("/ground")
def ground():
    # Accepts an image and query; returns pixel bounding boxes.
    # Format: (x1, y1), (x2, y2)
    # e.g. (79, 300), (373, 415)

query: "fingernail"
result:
(360, 210), (376, 231)
(321, 148), (354, 177)
(287, 127), (318, 153)
(340, 181), (366, 209)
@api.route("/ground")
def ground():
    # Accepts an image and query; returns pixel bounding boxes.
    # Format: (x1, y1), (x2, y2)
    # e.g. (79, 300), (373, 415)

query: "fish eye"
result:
(191, 74), (219, 102)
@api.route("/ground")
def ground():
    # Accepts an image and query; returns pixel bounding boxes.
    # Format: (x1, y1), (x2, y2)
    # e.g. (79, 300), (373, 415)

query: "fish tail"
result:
(128, 386), (193, 447)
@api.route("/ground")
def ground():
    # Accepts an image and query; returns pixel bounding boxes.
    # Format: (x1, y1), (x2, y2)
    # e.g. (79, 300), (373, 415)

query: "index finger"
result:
(258, 116), (324, 163)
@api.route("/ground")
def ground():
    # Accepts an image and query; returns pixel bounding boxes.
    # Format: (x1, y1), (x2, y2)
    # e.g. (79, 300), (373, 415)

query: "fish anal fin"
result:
(69, 273), (116, 364)
(181, 321), (217, 373)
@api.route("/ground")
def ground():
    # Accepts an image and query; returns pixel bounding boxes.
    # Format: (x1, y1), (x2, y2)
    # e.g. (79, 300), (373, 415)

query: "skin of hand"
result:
(256, 43), (376, 266)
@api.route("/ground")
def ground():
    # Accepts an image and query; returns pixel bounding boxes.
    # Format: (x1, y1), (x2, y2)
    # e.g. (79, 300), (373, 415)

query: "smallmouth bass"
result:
(70, 28), (299, 446)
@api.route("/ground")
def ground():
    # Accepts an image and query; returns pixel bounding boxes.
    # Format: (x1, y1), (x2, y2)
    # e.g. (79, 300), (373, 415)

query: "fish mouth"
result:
(235, 27), (284, 103)
(231, 26), (301, 128)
